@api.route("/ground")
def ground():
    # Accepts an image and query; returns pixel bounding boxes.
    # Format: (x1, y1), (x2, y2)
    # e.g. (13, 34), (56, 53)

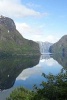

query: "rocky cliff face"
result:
(0, 15), (16, 31)
(49, 35), (67, 54)
(0, 16), (40, 55)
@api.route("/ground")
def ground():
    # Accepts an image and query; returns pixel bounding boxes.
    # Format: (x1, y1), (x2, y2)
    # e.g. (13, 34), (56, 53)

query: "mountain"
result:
(38, 41), (52, 54)
(49, 35), (67, 54)
(0, 15), (40, 55)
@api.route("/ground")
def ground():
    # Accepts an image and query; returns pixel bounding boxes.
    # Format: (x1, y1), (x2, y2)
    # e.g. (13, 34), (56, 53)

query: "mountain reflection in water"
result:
(0, 55), (40, 91)
(0, 54), (67, 100)
(15, 54), (62, 89)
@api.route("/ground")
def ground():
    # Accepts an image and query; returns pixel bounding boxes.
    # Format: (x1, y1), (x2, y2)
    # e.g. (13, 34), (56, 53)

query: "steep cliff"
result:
(49, 35), (67, 54)
(0, 16), (40, 55)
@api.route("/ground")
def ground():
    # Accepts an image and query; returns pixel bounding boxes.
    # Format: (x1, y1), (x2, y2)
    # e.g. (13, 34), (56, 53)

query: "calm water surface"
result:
(0, 54), (66, 100)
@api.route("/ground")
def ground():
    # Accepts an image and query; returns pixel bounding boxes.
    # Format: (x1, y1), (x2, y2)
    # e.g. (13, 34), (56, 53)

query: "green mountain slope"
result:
(49, 35), (67, 54)
(0, 16), (40, 55)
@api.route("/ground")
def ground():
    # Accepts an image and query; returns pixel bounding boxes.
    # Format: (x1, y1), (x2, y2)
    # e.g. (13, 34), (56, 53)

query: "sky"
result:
(0, 0), (67, 43)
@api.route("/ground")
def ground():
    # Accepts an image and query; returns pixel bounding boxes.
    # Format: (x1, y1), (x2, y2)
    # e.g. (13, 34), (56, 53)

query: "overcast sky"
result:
(0, 0), (67, 43)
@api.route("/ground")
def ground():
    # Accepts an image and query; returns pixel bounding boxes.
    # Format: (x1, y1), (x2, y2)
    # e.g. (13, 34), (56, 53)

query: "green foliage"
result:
(33, 70), (67, 100)
(7, 69), (67, 100)
(6, 87), (34, 100)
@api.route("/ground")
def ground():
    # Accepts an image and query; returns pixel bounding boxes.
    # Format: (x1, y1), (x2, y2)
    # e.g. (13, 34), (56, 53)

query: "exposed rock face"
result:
(0, 15), (40, 55)
(0, 15), (16, 31)
(38, 41), (52, 54)
(49, 35), (67, 54)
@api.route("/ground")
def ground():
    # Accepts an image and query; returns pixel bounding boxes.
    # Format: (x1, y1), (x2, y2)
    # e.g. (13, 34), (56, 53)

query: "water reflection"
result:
(15, 54), (62, 90)
(0, 55), (40, 91)
(0, 54), (67, 100)
(51, 53), (67, 70)
(40, 54), (51, 60)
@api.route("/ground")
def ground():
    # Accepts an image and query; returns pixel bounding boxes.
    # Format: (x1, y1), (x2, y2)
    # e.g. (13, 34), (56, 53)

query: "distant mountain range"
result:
(0, 15), (40, 55)
(38, 35), (67, 54)
(49, 35), (67, 54)
(38, 41), (53, 54)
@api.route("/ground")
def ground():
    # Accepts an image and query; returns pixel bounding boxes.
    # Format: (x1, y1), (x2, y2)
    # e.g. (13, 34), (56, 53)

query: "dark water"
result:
(0, 54), (66, 100)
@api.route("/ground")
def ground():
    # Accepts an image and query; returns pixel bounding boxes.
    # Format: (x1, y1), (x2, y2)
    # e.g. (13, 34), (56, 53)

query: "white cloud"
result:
(44, 35), (60, 43)
(16, 22), (32, 34)
(30, 34), (60, 43)
(0, 0), (47, 18)
(16, 66), (42, 80)
(40, 58), (58, 66)
(26, 2), (41, 8)
(16, 22), (43, 39)
(16, 22), (60, 43)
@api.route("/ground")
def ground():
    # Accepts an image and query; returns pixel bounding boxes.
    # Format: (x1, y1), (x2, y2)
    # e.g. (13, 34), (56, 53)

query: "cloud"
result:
(16, 22), (43, 38)
(40, 58), (58, 66)
(16, 22), (60, 43)
(0, 0), (47, 18)
(26, 2), (41, 8)
(44, 35), (60, 43)
(26, 2), (48, 16)
(16, 22), (31, 34)
(16, 65), (42, 80)
(31, 34), (60, 43)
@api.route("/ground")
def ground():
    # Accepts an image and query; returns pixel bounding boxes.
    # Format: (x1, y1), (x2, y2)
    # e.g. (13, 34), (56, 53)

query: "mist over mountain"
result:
(38, 41), (53, 54)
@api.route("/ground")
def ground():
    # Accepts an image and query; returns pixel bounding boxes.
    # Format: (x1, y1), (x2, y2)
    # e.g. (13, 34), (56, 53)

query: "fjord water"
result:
(0, 54), (66, 100)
